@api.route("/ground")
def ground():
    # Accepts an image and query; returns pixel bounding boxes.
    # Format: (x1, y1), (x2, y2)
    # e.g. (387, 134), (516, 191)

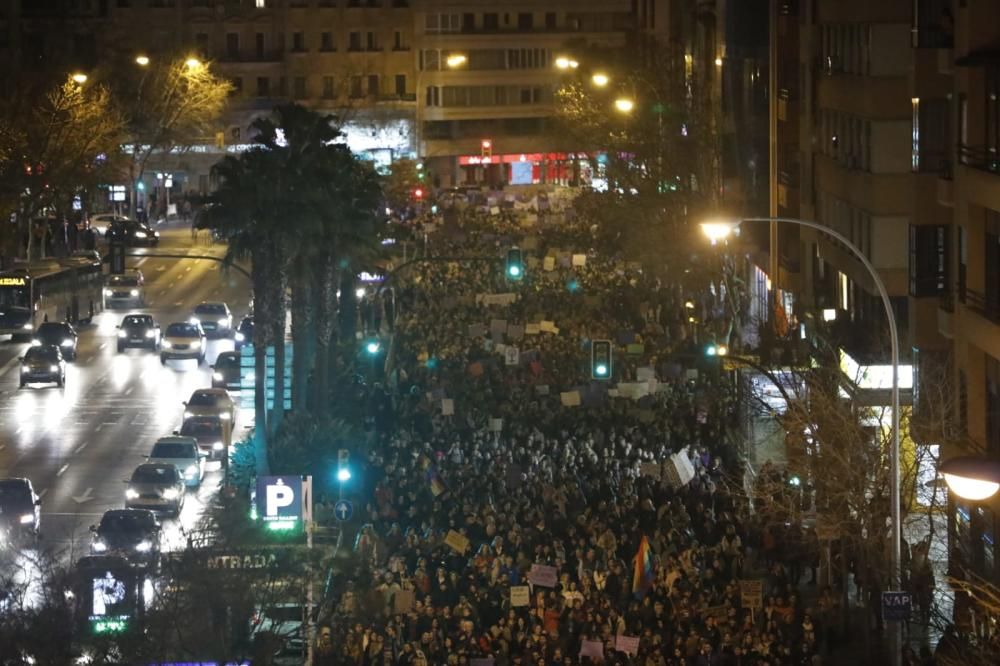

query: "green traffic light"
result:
(595, 363), (608, 376)
(508, 265), (521, 278)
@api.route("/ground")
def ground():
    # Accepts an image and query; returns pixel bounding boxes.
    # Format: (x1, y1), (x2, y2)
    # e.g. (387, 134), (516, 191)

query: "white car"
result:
(160, 322), (206, 365)
(183, 388), (236, 423)
(147, 436), (205, 488)
(104, 271), (145, 307)
(191, 302), (234, 338)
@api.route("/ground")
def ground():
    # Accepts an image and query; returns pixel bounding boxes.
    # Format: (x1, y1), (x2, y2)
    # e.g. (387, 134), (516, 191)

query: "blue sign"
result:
(334, 500), (353, 522)
(255, 476), (303, 523)
(881, 591), (913, 622)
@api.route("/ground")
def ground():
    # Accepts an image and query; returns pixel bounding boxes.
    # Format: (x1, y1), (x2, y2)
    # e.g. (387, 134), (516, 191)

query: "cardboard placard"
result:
(510, 585), (530, 607)
(560, 391), (581, 407)
(740, 580), (764, 610)
(528, 564), (558, 588)
(468, 324), (487, 338)
(572, 254), (587, 267)
(480, 293), (518, 306)
(640, 462), (662, 479)
(504, 346), (520, 366)
(441, 398), (455, 416)
(543, 256), (556, 271)
(507, 324), (524, 340)
(489, 418), (503, 432)
(445, 530), (470, 554)
(394, 589), (415, 613)
(626, 343), (645, 355)
(525, 324), (541, 335)
(540, 320), (557, 333)
(490, 319), (508, 337)
(703, 604), (729, 620)
(579, 640), (604, 659)
(615, 635), (640, 655)
(636, 366), (656, 382)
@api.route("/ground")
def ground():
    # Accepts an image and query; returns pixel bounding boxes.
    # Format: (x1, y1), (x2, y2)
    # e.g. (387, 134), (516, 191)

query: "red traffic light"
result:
(413, 187), (424, 200)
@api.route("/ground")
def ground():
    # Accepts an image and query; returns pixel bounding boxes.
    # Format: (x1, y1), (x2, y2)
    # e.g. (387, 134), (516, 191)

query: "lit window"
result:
(256, 0), (267, 8)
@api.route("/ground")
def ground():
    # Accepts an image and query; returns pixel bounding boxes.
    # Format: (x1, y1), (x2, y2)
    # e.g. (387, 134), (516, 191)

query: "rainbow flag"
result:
(632, 535), (655, 598)
(419, 455), (448, 497)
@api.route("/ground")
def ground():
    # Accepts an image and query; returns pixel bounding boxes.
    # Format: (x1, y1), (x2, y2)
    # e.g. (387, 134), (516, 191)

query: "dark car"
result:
(234, 315), (253, 350)
(117, 314), (160, 352)
(178, 415), (229, 461)
(33, 321), (78, 360)
(0, 478), (41, 544)
(124, 463), (185, 516)
(19, 344), (66, 388)
(107, 218), (159, 247)
(191, 302), (233, 338)
(90, 509), (161, 566)
(212, 351), (241, 390)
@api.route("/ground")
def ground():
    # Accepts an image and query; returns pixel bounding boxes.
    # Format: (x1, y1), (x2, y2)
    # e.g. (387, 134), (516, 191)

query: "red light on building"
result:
(481, 139), (492, 158)
(413, 187), (424, 200)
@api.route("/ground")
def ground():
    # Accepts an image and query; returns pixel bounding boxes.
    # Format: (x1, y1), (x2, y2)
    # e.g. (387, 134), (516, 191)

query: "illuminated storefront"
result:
(456, 152), (599, 187)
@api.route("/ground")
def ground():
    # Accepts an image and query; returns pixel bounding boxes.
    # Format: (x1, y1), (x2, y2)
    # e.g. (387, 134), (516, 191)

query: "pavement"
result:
(0, 221), (251, 569)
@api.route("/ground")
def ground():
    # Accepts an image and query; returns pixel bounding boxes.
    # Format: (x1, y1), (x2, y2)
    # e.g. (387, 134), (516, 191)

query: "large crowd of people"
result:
(316, 192), (837, 665)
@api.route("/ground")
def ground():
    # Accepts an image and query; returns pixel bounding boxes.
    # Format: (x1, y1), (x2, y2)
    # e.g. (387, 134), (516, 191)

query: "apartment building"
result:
(414, 0), (632, 186)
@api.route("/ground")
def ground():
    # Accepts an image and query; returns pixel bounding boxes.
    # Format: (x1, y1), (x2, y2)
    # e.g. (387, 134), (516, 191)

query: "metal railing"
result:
(958, 144), (1000, 174)
(964, 287), (1000, 324)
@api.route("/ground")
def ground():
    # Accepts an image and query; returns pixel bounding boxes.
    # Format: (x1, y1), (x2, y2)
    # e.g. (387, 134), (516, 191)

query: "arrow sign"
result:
(334, 500), (353, 522)
(72, 487), (94, 504)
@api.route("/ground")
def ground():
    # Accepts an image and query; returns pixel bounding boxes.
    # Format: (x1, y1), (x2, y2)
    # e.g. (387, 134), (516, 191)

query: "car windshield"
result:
(131, 466), (177, 484)
(24, 347), (59, 362)
(100, 511), (154, 532)
(150, 442), (194, 458)
(109, 276), (138, 287)
(123, 316), (151, 327)
(188, 392), (218, 406)
(37, 323), (69, 338)
(216, 354), (239, 369)
(166, 323), (199, 337)
(0, 480), (32, 508)
(180, 419), (222, 438)
(195, 304), (227, 315)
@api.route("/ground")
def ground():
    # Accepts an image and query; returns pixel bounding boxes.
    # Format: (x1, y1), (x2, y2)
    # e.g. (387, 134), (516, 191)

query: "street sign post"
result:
(254, 475), (311, 531)
(334, 499), (353, 522)
(881, 591), (913, 622)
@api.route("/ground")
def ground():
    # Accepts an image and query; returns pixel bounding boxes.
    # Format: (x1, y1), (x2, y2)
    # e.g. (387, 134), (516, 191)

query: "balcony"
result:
(938, 291), (954, 338)
(965, 288), (1000, 325)
(958, 144), (1000, 174)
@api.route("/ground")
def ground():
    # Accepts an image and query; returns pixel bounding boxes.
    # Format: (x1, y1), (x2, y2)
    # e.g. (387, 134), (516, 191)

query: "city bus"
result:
(0, 256), (104, 339)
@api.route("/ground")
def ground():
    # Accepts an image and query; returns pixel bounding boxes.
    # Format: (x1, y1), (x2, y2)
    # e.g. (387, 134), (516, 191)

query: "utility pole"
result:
(768, 0), (780, 318)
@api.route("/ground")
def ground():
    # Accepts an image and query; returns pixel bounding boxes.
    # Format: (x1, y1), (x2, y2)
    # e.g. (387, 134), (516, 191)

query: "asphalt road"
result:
(0, 221), (251, 560)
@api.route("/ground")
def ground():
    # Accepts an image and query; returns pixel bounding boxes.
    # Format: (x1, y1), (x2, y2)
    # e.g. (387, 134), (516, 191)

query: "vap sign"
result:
(255, 475), (312, 523)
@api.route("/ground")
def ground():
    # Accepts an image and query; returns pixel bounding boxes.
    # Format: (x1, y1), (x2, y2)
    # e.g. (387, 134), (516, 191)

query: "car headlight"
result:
(219, 412), (231, 420)
(117, 330), (127, 338)
(135, 540), (152, 552)
(212, 441), (224, 451)
(125, 488), (139, 499)
(154, 231), (160, 237)
(61, 338), (73, 347)
(190, 340), (202, 349)
(50, 365), (59, 373)
(30, 339), (41, 347)
(235, 332), (245, 342)
(92, 540), (107, 552)
(145, 330), (155, 338)
(161, 488), (179, 500)
(22, 323), (33, 330)
(135, 231), (147, 238)
(103, 288), (112, 296)
(130, 289), (139, 296)
(184, 464), (199, 477)
(213, 372), (223, 381)
(19, 514), (33, 525)
(162, 340), (172, 349)
(218, 318), (230, 326)
(21, 364), (29, 373)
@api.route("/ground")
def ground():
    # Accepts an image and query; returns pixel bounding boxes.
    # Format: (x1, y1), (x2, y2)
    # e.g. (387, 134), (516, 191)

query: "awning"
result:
(955, 49), (1000, 67)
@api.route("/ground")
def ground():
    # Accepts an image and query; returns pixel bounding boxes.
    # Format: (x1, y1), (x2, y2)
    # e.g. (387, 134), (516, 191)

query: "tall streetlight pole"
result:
(703, 216), (902, 665)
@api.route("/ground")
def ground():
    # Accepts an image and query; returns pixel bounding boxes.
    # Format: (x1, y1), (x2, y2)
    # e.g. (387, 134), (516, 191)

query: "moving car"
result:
(178, 415), (230, 461)
(0, 478), (41, 544)
(90, 509), (161, 565)
(191, 302), (233, 338)
(89, 213), (124, 236)
(32, 321), (78, 360)
(104, 272), (145, 307)
(107, 218), (159, 246)
(183, 388), (236, 423)
(19, 345), (66, 388)
(160, 321), (206, 365)
(147, 436), (205, 488)
(212, 351), (241, 390)
(234, 315), (254, 350)
(117, 314), (160, 352)
(124, 464), (185, 516)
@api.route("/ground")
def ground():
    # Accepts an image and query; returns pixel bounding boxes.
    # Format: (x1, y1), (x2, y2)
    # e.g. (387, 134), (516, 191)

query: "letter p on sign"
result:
(266, 480), (295, 516)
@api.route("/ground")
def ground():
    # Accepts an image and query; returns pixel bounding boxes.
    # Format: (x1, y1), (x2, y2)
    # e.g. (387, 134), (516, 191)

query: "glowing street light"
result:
(445, 53), (467, 68)
(555, 56), (579, 70)
(940, 457), (1000, 501)
(591, 72), (610, 87)
(699, 220), (740, 245)
(70, 72), (88, 85)
(336, 468), (352, 482)
(365, 341), (381, 355)
(614, 97), (635, 113)
(135, 55), (150, 66)
(184, 57), (202, 70)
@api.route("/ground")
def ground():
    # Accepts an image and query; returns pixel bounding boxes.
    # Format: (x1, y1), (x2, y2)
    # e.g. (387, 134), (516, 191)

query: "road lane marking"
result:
(124, 387), (134, 396)
(0, 444), (5, 451)
(99, 343), (106, 350)
(38, 488), (47, 498)
(136, 258), (147, 267)
(0, 355), (21, 377)
(56, 463), (69, 477)
(75, 443), (87, 454)
(174, 301), (183, 306)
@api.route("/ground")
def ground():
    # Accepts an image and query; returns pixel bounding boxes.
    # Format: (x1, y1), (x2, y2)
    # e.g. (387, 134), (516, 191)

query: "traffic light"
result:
(591, 339), (612, 380)
(505, 247), (524, 281)
(337, 449), (351, 482)
(413, 187), (424, 201)
(481, 139), (492, 158)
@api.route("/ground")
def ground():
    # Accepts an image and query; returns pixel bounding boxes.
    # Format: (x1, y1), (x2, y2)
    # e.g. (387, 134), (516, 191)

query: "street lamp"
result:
(445, 53), (467, 68)
(70, 72), (88, 85)
(701, 215), (903, 656)
(135, 55), (150, 66)
(591, 72), (610, 87)
(336, 468), (352, 483)
(940, 456), (1000, 500)
(555, 56), (579, 70)
(614, 97), (635, 113)
(184, 57), (202, 70)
